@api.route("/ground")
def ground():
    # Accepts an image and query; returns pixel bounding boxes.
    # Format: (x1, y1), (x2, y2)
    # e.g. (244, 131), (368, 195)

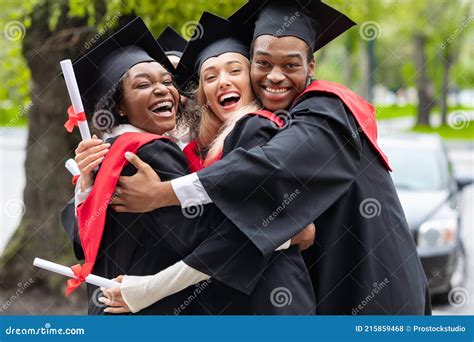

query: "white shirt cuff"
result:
(275, 239), (291, 251)
(74, 177), (92, 212)
(171, 173), (213, 208)
(120, 261), (210, 313)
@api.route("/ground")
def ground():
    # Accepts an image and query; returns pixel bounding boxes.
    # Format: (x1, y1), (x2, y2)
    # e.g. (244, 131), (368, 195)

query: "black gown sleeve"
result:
(60, 198), (84, 261)
(197, 95), (362, 255)
(182, 115), (282, 294)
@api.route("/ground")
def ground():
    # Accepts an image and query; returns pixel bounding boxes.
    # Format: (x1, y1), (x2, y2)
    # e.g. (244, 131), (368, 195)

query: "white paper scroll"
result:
(60, 59), (91, 140)
(65, 159), (80, 176)
(33, 258), (119, 288)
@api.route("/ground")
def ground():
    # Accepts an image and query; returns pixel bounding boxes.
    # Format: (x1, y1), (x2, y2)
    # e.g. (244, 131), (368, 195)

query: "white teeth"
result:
(266, 87), (289, 94)
(219, 92), (240, 102)
(151, 101), (173, 111)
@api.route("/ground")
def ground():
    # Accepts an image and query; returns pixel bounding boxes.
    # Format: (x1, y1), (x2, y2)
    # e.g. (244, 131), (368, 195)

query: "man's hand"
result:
(110, 152), (162, 213)
(290, 223), (316, 251)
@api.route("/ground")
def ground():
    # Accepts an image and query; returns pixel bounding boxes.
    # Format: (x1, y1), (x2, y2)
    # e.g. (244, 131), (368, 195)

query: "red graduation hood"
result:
(68, 132), (170, 295)
(293, 80), (391, 171)
(183, 110), (284, 172)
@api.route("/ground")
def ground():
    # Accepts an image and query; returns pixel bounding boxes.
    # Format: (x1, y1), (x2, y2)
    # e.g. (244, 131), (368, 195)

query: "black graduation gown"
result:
(61, 136), (273, 315)
(62, 138), (207, 315)
(62, 122), (315, 315)
(196, 95), (431, 315)
(182, 114), (316, 314)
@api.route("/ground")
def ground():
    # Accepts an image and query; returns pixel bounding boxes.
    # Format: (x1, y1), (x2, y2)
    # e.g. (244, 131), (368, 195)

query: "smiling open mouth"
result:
(149, 101), (174, 116)
(218, 92), (241, 108)
(263, 86), (291, 94)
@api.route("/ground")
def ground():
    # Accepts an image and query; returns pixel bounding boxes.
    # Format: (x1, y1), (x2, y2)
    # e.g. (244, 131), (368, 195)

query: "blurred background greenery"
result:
(0, 0), (472, 314)
(1, 0), (473, 138)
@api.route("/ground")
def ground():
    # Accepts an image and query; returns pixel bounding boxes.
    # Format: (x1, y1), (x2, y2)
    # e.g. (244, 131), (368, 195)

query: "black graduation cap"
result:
(156, 26), (187, 58)
(73, 16), (174, 113)
(228, 0), (356, 52)
(175, 11), (251, 93)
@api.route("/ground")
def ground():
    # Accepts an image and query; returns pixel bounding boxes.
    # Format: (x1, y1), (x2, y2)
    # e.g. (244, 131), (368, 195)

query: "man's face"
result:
(250, 35), (314, 111)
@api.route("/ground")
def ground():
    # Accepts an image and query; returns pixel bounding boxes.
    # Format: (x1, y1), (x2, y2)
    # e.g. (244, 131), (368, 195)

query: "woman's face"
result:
(120, 61), (180, 135)
(200, 52), (254, 123)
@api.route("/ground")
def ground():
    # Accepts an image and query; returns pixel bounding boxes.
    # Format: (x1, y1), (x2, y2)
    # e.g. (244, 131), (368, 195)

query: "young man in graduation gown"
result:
(112, 0), (431, 315)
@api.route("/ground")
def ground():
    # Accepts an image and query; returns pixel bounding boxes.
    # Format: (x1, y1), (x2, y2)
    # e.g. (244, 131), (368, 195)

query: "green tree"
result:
(0, 0), (243, 302)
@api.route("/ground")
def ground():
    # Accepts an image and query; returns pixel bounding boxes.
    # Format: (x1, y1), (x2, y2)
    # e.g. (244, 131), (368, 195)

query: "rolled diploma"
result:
(65, 158), (80, 176)
(60, 59), (91, 140)
(34, 258), (119, 288)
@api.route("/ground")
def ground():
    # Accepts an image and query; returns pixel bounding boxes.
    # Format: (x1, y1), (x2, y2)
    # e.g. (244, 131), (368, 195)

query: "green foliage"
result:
(0, 0), (472, 126)
(411, 123), (474, 140)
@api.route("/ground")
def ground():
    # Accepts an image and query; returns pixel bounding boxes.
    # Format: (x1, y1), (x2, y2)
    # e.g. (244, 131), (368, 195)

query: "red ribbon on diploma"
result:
(64, 105), (87, 133)
(66, 262), (94, 296)
(71, 175), (80, 185)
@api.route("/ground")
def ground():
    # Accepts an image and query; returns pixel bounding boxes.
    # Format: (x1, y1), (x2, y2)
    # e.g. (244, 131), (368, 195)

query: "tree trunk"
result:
(366, 40), (376, 103)
(413, 33), (435, 126)
(440, 53), (452, 125)
(359, 42), (370, 100)
(0, 2), (89, 295)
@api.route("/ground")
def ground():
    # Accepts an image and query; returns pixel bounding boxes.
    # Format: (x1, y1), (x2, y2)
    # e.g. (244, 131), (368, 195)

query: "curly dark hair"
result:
(91, 71), (193, 137)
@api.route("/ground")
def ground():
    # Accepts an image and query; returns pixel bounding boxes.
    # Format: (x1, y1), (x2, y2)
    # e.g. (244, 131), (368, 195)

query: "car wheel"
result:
(436, 242), (468, 303)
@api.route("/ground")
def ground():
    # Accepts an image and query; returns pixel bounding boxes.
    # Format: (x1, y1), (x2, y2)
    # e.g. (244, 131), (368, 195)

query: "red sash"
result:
(293, 80), (391, 171)
(67, 132), (170, 295)
(183, 140), (206, 173)
(183, 110), (284, 172)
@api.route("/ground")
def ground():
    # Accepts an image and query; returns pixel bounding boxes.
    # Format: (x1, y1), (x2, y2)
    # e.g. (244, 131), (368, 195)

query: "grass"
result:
(375, 104), (473, 121)
(0, 106), (28, 127)
(411, 123), (474, 141)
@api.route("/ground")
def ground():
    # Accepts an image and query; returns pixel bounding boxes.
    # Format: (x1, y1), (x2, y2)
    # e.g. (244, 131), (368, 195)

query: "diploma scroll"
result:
(33, 258), (119, 289)
(65, 158), (80, 176)
(60, 59), (91, 140)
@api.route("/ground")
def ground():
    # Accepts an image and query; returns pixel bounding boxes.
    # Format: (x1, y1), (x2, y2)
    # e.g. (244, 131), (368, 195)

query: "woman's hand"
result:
(75, 134), (110, 191)
(100, 276), (131, 314)
(290, 223), (316, 251)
